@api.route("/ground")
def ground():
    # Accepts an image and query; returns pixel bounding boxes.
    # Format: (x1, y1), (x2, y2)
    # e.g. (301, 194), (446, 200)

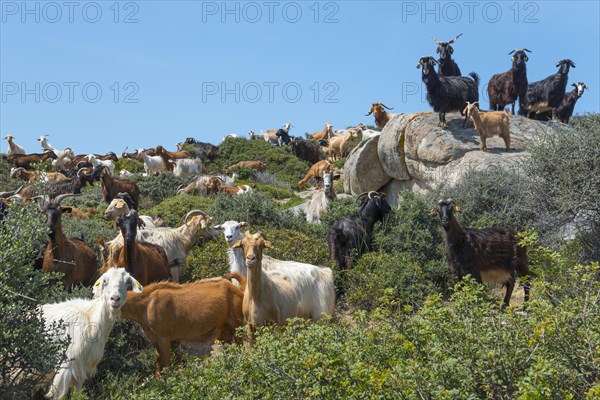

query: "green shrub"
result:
(0, 203), (67, 399)
(256, 183), (294, 200)
(210, 138), (310, 186)
(114, 158), (144, 174)
(132, 172), (187, 209)
(208, 192), (283, 226)
(144, 194), (213, 227)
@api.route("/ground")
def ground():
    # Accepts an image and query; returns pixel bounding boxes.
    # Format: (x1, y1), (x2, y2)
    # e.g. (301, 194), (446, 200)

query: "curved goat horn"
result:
(448, 33), (463, 44)
(432, 36), (442, 45)
(380, 103), (394, 110)
(183, 209), (209, 225)
(53, 193), (81, 205)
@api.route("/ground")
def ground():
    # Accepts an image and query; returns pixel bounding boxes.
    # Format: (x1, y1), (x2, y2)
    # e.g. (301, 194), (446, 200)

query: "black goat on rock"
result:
(488, 48), (531, 115)
(417, 56), (479, 129)
(432, 33), (463, 77)
(520, 59), (575, 120)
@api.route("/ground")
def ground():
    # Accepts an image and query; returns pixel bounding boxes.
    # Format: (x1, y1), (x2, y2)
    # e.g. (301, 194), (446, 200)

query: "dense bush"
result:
(132, 172), (187, 209)
(0, 203), (67, 399)
(114, 158), (144, 174)
(210, 138), (310, 187)
(144, 194), (213, 227)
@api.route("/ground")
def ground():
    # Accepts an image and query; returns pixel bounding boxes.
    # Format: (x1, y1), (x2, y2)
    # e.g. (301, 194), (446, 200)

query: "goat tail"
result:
(226, 273), (246, 290)
(468, 72), (480, 86)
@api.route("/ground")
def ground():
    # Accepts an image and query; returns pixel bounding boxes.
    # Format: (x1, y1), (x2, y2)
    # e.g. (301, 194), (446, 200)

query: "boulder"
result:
(343, 135), (391, 196)
(344, 111), (572, 205)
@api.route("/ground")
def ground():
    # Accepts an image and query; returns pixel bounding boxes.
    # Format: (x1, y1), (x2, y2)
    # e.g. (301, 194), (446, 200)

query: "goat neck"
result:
(443, 214), (465, 244)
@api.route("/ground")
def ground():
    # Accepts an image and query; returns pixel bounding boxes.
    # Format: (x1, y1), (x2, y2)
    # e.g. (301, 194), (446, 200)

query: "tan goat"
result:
(463, 101), (511, 151)
(298, 160), (333, 190)
(327, 131), (358, 161)
(309, 123), (333, 141)
(120, 274), (245, 377)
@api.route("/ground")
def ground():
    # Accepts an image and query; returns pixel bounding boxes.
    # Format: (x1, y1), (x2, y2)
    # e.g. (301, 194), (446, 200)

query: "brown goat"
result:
(298, 160), (333, 190)
(65, 206), (97, 219)
(103, 209), (171, 286)
(223, 160), (267, 173)
(431, 199), (532, 308)
(464, 101), (511, 151)
(309, 123), (333, 141)
(8, 151), (58, 169)
(365, 103), (395, 128)
(99, 166), (140, 209)
(38, 194), (99, 288)
(121, 148), (156, 160)
(120, 274), (245, 377)
(155, 145), (190, 159)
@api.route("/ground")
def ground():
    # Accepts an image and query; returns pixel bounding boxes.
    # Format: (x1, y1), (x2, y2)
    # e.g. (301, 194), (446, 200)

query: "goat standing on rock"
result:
(417, 56), (479, 129)
(432, 33), (463, 76)
(431, 199), (532, 308)
(464, 101), (511, 152)
(488, 48), (531, 115)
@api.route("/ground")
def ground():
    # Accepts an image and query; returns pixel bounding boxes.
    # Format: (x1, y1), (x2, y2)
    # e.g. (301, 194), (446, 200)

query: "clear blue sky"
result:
(1, 0), (598, 154)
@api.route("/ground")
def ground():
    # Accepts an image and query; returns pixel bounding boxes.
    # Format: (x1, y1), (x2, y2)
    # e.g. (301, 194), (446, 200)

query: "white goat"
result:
(37, 134), (56, 152)
(119, 169), (134, 178)
(232, 231), (335, 331)
(4, 135), (25, 155)
(173, 158), (204, 178)
(51, 148), (74, 171)
(248, 130), (265, 140)
(306, 170), (338, 224)
(41, 268), (142, 400)
(87, 154), (115, 175)
(215, 220), (321, 285)
(37, 135), (73, 163)
(137, 148), (167, 176)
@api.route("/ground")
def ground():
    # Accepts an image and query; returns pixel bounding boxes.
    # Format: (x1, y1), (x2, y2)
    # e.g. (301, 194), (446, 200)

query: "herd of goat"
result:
(2, 33), (584, 399)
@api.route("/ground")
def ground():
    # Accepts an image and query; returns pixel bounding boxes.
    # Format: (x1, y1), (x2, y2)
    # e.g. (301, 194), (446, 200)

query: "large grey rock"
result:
(343, 135), (391, 196)
(344, 110), (572, 205)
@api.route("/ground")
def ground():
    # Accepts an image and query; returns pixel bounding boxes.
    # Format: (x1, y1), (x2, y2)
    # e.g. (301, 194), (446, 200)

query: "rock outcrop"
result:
(344, 111), (570, 204)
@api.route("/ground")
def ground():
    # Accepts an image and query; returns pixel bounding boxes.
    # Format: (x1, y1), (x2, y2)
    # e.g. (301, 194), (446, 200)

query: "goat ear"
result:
(429, 206), (439, 216)
(128, 275), (143, 293)
(213, 224), (223, 230)
(239, 221), (249, 228)
(263, 240), (273, 249)
(92, 275), (106, 298)
(61, 206), (72, 214)
(453, 204), (461, 212)
(231, 240), (243, 249)
(115, 201), (125, 209)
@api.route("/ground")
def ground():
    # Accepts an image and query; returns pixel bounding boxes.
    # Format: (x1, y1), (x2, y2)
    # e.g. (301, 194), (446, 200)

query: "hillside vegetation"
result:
(1, 115), (599, 399)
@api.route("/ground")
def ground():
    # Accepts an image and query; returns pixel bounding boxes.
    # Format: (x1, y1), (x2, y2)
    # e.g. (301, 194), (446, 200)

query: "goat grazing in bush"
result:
(327, 191), (391, 270)
(120, 274), (244, 377)
(520, 59), (575, 120)
(232, 231), (335, 336)
(488, 48), (531, 115)
(432, 33), (463, 76)
(417, 56), (479, 129)
(431, 199), (532, 308)
(463, 101), (511, 152)
(42, 268), (142, 399)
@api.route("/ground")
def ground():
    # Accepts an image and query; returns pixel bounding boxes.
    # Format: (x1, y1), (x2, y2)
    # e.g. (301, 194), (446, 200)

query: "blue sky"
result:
(1, 0), (599, 154)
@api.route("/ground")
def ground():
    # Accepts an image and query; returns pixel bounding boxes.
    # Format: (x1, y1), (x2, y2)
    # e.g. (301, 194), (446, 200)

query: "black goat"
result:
(531, 82), (588, 123)
(327, 191), (391, 270)
(417, 56), (479, 129)
(520, 59), (575, 119)
(488, 48), (531, 115)
(432, 33), (463, 76)
(44, 168), (94, 197)
(431, 199), (532, 308)
(290, 138), (326, 165)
